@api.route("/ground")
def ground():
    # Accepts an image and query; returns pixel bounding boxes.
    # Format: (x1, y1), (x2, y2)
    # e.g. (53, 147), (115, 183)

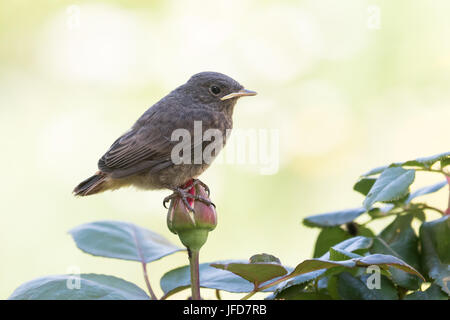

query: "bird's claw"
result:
(163, 185), (215, 213)
(192, 179), (210, 196)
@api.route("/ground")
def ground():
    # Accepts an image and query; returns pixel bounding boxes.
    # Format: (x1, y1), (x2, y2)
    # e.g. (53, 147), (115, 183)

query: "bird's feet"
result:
(191, 179), (210, 196)
(163, 179), (215, 212)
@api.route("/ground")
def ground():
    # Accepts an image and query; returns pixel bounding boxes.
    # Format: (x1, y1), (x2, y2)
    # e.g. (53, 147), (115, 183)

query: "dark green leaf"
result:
(313, 227), (350, 258)
(371, 236), (421, 290)
(441, 157), (450, 168)
(354, 178), (376, 196)
(69, 220), (183, 263)
(337, 272), (398, 300)
(404, 283), (448, 300)
(406, 181), (448, 204)
(9, 274), (150, 300)
(420, 216), (450, 296)
(271, 288), (331, 300)
(303, 208), (366, 228)
(363, 167), (415, 209)
(357, 225), (376, 237)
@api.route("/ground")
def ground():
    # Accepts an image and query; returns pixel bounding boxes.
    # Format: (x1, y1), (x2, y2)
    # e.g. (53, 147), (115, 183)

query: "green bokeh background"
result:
(0, 0), (449, 299)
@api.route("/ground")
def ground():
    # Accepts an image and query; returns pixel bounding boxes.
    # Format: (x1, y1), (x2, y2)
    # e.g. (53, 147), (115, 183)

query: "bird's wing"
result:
(97, 107), (181, 178)
(97, 108), (210, 179)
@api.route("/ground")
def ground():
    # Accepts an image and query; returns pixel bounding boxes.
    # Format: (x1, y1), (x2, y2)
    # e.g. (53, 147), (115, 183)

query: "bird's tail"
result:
(73, 172), (107, 196)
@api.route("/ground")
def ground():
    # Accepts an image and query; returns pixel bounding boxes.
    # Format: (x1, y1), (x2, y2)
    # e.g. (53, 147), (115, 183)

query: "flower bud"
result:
(167, 181), (217, 251)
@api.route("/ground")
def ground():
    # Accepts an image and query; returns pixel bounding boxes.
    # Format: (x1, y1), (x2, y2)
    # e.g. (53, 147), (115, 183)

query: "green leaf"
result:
(370, 214), (420, 290)
(357, 225), (376, 237)
(275, 236), (373, 296)
(303, 208), (366, 228)
(362, 165), (390, 177)
(249, 253), (281, 264)
(69, 220), (183, 263)
(363, 167), (415, 209)
(441, 157), (450, 168)
(420, 216), (450, 296)
(160, 261), (278, 296)
(354, 178), (376, 196)
(401, 152), (450, 168)
(337, 272), (398, 300)
(404, 283), (449, 300)
(329, 248), (362, 261)
(406, 181), (448, 204)
(290, 254), (424, 281)
(211, 255), (288, 286)
(9, 274), (150, 300)
(313, 227), (350, 258)
(362, 152), (450, 178)
(326, 236), (373, 257)
(271, 288), (331, 300)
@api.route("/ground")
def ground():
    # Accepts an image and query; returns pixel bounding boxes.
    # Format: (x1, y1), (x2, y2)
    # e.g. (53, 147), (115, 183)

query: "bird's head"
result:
(183, 71), (256, 113)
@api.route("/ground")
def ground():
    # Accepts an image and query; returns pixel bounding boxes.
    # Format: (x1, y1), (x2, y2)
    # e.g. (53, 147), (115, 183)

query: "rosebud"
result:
(167, 181), (217, 251)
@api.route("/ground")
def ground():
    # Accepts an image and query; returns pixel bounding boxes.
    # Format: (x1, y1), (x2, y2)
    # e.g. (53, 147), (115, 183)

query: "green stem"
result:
(241, 290), (257, 300)
(188, 248), (201, 300)
(142, 262), (157, 300)
(415, 168), (447, 174)
(420, 204), (445, 215)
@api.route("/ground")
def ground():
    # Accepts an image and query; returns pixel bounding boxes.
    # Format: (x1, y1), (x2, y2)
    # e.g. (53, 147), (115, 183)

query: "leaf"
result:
(9, 274), (150, 300)
(401, 152), (450, 168)
(441, 157), (450, 168)
(326, 236), (373, 257)
(249, 253), (281, 264)
(329, 248), (362, 261)
(270, 288), (331, 300)
(404, 283), (449, 300)
(160, 261), (278, 296)
(420, 216), (450, 296)
(303, 208), (366, 228)
(362, 165), (390, 177)
(69, 220), (183, 263)
(354, 178), (376, 196)
(274, 236), (373, 296)
(290, 254), (424, 281)
(211, 255), (288, 286)
(313, 227), (350, 258)
(406, 180), (448, 204)
(337, 272), (398, 300)
(370, 214), (420, 290)
(362, 152), (450, 177)
(363, 167), (415, 210)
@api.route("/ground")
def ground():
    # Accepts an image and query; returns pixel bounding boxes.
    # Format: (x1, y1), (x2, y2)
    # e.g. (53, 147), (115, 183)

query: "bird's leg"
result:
(163, 180), (215, 212)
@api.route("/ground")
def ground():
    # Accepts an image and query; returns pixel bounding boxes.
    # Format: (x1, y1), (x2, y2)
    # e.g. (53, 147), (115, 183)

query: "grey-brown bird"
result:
(73, 72), (256, 210)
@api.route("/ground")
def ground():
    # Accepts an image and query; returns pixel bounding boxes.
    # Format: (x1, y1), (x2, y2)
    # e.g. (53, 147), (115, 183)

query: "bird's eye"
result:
(210, 85), (221, 95)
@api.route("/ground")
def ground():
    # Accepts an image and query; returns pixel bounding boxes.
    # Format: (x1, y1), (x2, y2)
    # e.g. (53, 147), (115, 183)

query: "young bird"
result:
(73, 72), (256, 211)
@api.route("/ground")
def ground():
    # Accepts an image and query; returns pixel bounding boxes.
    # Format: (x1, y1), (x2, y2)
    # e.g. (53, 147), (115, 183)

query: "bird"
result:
(73, 71), (256, 211)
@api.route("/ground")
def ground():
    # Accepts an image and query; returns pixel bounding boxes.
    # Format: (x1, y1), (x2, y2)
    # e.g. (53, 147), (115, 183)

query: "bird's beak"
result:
(221, 88), (257, 101)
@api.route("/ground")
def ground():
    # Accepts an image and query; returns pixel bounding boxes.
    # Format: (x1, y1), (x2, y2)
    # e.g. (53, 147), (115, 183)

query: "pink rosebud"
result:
(167, 181), (217, 250)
